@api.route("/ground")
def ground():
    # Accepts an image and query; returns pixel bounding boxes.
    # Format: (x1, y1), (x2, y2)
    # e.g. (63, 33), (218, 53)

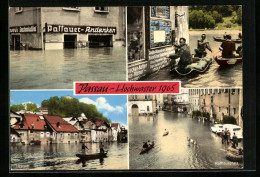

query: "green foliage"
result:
(26, 103), (39, 112)
(236, 6), (242, 25)
(10, 104), (25, 112)
(189, 5), (241, 29)
(42, 96), (110, 123)
(191, 110), (201, 117)
(223, 115), (237, 124)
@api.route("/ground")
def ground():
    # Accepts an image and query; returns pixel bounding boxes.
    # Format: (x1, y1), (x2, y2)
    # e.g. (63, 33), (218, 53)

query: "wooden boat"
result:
(76, 151), (108, 160)
(30, 140), (41, 145)
(170, 57), (212, 76)
(213, 36), (242, 43)
(140, 142), (154, 154)
(226, 151), (243, 162)
(214, 56), (242, 68)
(163, 131), (169, 136)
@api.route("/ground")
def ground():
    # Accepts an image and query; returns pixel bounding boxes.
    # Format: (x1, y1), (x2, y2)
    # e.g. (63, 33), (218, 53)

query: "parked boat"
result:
(214, 56), (242, 68)
(171, 57), (212, 76)
(76, 151), (108, 160)
(213, 36), (242, 43)
(140, 142), (155, 154)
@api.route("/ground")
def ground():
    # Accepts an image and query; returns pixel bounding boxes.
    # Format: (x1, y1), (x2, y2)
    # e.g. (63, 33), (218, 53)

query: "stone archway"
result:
(131, 104), (139, 115)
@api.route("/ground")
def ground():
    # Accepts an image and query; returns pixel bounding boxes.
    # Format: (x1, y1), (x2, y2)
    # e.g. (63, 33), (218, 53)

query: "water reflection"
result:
(10, 47), (126, 89)
(129, 111), (243, 169)
(10, 142), (128, 170)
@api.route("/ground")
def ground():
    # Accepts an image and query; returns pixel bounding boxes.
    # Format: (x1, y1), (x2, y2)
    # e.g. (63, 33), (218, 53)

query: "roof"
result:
(39, 107), (48, 110)
(13, 113), (49, 131)
(44, 115), (79, 132)
(111, 123), (120, 128)
(95, 121), (104, 127)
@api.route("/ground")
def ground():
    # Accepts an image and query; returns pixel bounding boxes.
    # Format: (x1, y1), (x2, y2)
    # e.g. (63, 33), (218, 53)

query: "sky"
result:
(10, 90), (128, 126)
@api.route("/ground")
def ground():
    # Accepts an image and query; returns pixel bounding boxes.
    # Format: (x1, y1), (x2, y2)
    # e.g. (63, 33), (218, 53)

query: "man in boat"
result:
(219, 35), (236, 58)
(82, 143), (89, 151)
(194, 34), (212, 58)
(99, 142), (105, 154)
(147, 140), (152, 146)
(167, 37), (192, 70)
(143, 142), (148, 148)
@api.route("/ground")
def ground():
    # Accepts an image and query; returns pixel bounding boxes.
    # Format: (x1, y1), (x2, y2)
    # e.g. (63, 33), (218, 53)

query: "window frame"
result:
(94, 7), (109, 13)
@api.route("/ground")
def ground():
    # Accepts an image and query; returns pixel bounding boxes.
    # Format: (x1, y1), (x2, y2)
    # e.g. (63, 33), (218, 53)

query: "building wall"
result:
(128, 6), (189, 81)
(10, 7), (125, 50)
(189, 89), (200, 113)
(199, 88), (242, 125)
(9, 7), (42, 49)
(53, 132), (79, 144)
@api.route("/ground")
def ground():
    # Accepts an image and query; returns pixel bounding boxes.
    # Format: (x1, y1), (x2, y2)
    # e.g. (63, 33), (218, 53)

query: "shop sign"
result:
(46, 25), (117, 34)
(10, 25), (37, 33)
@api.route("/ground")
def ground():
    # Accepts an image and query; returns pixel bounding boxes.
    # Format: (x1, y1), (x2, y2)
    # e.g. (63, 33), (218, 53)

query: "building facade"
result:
(9, 7), (125, 50)
(164, 89), (189, 112)
(128, 94), (157, 115)
(188, 89), (200, 113)
(13, 113), (53, 145)
(199, 88), (243, 127)
(44, 115), (79, 144)
(128, 6), (189, 80)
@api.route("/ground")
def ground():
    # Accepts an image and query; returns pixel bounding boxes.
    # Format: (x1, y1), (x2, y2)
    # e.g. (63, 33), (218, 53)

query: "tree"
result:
(236, 6), (242, 24)
(10, 104), (25, 112)
(41, 96), (110, 123)
(26, 103), (39, 112)
(223, 115), (237, 124)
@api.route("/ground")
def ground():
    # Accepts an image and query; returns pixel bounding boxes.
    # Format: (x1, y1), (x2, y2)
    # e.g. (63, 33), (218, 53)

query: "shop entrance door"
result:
(64, 35), (77, 49)
(88, 35), (112, 48)
(11, 35), (21, 50)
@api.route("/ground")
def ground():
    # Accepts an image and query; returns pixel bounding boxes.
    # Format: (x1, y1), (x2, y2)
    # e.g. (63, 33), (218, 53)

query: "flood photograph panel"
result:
(128, 89), (243, 169)
(10, 91), (128, 170)
(9, 7), (126, 89)
(127, 6), (242, 88)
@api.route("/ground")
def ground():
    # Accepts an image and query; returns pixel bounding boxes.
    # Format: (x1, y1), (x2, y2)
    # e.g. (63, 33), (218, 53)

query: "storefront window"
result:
(127, 7), (145, 62)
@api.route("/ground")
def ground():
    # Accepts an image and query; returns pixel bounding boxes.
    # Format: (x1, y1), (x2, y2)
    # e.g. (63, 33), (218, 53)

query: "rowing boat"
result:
(140, 142), (154, 154)
(214, 56), (242, 68)
(213, 36), (242, 43)
(76, 151), (108, 160)
(163, 131), (169, 136)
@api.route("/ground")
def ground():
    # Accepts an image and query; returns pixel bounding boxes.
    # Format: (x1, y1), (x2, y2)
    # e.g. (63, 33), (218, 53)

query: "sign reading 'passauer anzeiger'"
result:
(46, 25), (117, 34)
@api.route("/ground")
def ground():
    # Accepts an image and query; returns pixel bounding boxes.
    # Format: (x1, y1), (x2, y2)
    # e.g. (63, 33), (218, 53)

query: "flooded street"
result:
(11, 142), (128, 170)
(143, 31), (242, 88)
(129, 111), (243, 169)
(10, 47), (126, 89)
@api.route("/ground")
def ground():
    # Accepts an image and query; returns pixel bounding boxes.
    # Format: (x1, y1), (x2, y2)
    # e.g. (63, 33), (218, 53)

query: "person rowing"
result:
(194, 34), (212, 58)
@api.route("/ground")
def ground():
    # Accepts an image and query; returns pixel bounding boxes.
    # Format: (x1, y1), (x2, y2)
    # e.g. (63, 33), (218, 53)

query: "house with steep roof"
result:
(91, 121), (111, 142)
(13, 113), (52, 144)
(110, 123), (121, 141)
(44, 115), (79, 144)
(77, 118), (96, 143)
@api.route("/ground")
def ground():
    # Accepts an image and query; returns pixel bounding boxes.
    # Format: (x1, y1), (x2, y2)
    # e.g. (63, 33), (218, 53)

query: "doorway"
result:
(11, 35), (21, 50)
(64, 35), (77, 48)
(88, 35), (112, 47)
(131, 104), (139, 116)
